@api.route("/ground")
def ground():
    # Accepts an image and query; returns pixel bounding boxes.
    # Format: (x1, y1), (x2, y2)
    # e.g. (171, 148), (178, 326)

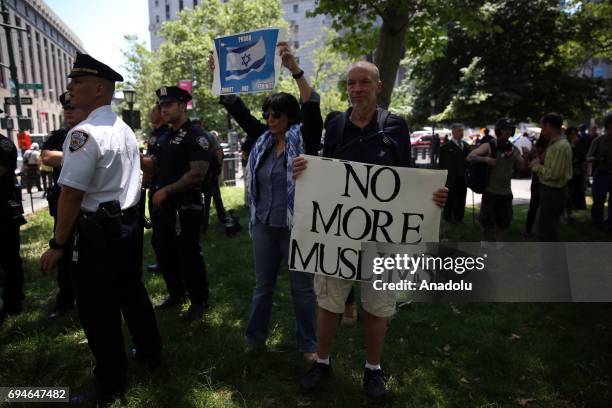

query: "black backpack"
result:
(465, 140), (497, 194)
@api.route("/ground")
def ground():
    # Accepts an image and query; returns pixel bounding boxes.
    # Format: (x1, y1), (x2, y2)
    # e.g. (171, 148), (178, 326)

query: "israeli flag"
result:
(212, 28), (285, 96)
(225, 37), (266, 80)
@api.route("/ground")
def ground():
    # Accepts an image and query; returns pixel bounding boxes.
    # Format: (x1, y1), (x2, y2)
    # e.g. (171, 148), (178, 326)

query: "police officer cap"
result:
(68, 52), (124, 82)
(495, 117), (514, 130)
(156, 86), (192, 104)
(59, 91), (74, 109)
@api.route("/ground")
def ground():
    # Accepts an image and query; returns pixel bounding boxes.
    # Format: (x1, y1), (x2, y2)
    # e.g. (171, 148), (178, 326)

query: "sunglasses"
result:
(262, 111), (285, 120)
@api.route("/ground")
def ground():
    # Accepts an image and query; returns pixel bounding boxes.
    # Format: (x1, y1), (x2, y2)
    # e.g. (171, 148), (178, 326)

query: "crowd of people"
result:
(0, 40), (610, 406)
(437, 113), (612, 246)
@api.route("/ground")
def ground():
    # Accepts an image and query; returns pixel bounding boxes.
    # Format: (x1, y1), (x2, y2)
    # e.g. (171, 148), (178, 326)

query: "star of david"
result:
(241, 53), (251, 67)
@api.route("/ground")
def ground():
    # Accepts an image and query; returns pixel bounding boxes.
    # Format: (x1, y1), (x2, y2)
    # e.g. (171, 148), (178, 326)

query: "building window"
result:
(0, 38), (5, 87)
(52, 44), (61, 102)
(165, 4), (170, 19)
(154, 0), (158, 6)
(193, 0), (198, 6)
(36, 32), (44, 98)
(179, 0), (183, 10)
(294, 41), (299, 49)
(293, 24), (299, 34)
(27, 26), (36, 94)
(15, 17), (28, 83)
(295, 56), (300, 64)
(44, 38), (52, 99)
(156, 15), (160, 23)
(293, 4), (299, 13)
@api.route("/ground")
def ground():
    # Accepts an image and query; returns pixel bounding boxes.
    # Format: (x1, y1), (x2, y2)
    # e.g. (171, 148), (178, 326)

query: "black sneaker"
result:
(154, 296), (185, 310)
(363, 368), (387, 400)
(300, 361), (332, 391)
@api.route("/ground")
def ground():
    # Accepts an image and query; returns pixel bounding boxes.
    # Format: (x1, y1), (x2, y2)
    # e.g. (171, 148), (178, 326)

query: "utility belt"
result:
(150, 190), (202, 236)
(151, 186), (203, 211)
(77, 200), (138, 240)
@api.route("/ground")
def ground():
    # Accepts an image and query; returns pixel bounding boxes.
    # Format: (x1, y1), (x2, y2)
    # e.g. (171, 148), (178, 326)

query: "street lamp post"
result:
(430, 98), (436, 139)
(123, 87), (136, 129)
(430, 98), (436, 167)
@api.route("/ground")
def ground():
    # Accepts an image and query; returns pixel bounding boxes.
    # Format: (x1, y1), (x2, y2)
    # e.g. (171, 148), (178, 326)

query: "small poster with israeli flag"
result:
(212, 27), (285, 96)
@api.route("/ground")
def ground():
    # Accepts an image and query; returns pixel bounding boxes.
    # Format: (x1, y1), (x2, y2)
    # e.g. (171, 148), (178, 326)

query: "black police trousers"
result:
(0, 218), (24, 313)
(52, 216), (75, 311)
(151, 205), (209, 305)
(443, 182), (467, 223)
(72, 209), (162, 394)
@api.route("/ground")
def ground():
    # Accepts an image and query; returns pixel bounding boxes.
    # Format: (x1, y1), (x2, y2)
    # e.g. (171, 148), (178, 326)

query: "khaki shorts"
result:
(314, 274), (397, 318)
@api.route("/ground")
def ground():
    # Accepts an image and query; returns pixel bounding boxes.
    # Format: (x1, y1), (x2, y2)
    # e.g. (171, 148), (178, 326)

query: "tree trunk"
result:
(374, 14), (410, 109)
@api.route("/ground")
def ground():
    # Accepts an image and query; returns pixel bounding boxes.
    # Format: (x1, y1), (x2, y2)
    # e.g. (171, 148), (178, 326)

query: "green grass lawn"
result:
(1, 187), (611, 407)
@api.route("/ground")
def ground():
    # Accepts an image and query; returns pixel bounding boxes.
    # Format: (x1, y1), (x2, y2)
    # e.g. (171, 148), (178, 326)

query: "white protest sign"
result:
(289, 155), (447, 281)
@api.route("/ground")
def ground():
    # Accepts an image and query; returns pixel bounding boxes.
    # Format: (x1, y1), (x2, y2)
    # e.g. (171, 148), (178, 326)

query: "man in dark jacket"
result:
(439, 123), (469, 223)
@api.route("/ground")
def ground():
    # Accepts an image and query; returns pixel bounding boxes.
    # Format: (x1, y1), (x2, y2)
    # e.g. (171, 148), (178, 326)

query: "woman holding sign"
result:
(210, 43), (322, 362)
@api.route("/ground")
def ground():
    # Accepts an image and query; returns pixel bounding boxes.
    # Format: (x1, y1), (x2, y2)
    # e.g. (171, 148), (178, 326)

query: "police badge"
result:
(0, 138), (12, 152)
(196, 135), (209, 150)
(69, 130), (89, 152)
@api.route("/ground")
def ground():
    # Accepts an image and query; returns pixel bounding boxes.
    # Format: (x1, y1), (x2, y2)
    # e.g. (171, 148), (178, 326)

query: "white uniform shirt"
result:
(58, 105), (141, 211)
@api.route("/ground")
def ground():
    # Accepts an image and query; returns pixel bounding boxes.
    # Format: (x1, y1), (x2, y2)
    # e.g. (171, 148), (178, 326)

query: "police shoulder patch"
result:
(69, 130), (90, 152)
(196, 135), (210, 151)
(0, 138), (13, 152)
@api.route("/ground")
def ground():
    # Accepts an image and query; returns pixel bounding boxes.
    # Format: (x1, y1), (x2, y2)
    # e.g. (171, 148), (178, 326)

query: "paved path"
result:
(21, 188), (48, 215)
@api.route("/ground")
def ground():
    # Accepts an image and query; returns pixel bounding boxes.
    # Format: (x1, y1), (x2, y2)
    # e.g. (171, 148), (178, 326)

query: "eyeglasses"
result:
(262, 111), (285, 120)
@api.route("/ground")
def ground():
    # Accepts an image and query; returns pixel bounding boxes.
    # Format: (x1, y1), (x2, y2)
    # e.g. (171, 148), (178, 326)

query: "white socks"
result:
(365, 361), (382, 371)
(314, 356), (381, 370)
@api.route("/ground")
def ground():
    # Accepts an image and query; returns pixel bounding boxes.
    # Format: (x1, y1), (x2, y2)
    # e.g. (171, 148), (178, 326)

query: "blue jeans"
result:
(591, 171), (612, 227)
(245, 221), (317, 352)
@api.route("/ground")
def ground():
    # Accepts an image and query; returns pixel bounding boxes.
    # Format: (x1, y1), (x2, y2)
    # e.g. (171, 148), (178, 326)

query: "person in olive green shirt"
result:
(530, 113), (572, 241)
(586, 112), (612, 229)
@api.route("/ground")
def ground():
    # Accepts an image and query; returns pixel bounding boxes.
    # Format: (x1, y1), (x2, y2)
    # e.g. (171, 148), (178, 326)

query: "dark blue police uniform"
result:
(0, 134), (24, 320)
(42, 126), (75, 316)
(150, 116), (211, 310)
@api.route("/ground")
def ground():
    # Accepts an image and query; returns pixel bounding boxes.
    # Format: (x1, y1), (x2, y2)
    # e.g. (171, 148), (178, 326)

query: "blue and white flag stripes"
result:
(212, 28), (286, 96)
(225, 36), (266, 80)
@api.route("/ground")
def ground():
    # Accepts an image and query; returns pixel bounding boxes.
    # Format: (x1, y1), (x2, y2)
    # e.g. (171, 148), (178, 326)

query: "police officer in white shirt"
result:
(39, 53), (162, 405)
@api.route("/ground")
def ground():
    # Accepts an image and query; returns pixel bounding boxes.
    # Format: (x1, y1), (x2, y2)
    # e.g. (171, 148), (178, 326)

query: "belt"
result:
(121, 206), (139, 216)
(80, 205), (139, 217)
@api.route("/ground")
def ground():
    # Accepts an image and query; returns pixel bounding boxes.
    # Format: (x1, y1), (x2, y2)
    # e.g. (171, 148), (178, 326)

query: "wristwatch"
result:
(292, 70), (304, 79)
(49, 238), (67, 250)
